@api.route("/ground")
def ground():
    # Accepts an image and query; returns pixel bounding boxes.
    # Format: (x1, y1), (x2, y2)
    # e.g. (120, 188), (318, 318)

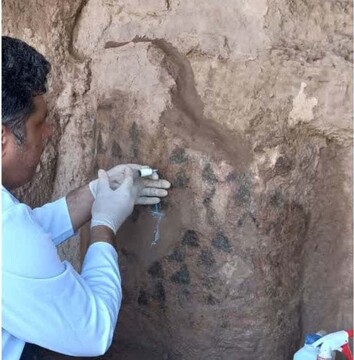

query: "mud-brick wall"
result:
(3, 1), (353, 359)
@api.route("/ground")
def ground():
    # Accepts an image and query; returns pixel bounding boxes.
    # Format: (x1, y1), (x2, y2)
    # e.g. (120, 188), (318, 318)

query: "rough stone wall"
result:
(3, 1), (353, 359)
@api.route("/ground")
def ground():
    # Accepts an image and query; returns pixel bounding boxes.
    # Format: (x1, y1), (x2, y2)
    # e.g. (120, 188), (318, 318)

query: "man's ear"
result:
(2, 125), (8, 157)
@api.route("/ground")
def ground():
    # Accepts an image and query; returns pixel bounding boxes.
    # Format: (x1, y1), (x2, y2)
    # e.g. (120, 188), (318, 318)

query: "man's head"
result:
(2, 36), (51, 190)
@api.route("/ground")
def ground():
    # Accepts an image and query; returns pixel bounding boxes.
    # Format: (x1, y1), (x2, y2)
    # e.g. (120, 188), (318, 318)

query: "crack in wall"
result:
(96, 12), (113, 50)
(68, 0), (90, 61)
(105, 37), (253, 170)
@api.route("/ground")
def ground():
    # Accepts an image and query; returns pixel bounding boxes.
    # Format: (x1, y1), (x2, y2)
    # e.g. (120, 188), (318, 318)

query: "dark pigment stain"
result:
(270, 189), (285, 208)
(235, 184), (251, 205)
(170, 264), (190, 285)
(138, 289), (149, 306)
(202, 163), (217, 184)
(274, 156), (293, 176)
(199, 248), (215, 266)
(203, 196), (212, 206)
(203, 187), (216, 207)
(182, 230), (200, 247)
(169, 147), (188, 164)
(205, 294), (218, 305)
(226, 172), (237, 182)
(202, 187), (216, 225)
(202, 275), (218, 290)
(237, 211), (258, 228)
(129, 121), (139, 158)
(212, 232), (232, 253)
(168, 245), (185, 262)
(148, 261), (164, 279)
(159, 197), (169, 211)
(111, 140), (122, 157)
(153, 281), (166, 309)
(174, 170), (190, 188)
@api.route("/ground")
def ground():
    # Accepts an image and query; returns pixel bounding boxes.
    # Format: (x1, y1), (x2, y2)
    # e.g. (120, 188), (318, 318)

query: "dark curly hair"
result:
(2, 36), (51, 144)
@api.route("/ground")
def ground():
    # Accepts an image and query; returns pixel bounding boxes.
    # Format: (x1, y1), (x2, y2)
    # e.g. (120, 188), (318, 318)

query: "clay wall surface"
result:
(3, 0), (353, 359)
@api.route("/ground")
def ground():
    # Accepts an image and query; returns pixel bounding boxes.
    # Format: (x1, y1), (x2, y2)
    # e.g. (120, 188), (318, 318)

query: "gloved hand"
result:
(91, 169), (137, 234)
(89, 164), (170, 205)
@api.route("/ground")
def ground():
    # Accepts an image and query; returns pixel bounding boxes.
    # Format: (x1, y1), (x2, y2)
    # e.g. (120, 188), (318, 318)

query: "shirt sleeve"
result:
(2, 203), (122, 357)
(32, 197), (75, 246)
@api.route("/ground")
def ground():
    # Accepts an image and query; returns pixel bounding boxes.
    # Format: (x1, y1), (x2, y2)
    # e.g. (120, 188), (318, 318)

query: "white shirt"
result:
(2, 186), (122, 359)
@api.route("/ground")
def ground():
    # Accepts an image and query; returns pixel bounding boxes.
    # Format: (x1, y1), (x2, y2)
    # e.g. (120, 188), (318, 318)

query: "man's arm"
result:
(33, 165), (170, 242)
(32, 184), (94, 245)
(91, 226), (115, 246)
(66, 184), (93, 232)
(2, 201), (121, 357)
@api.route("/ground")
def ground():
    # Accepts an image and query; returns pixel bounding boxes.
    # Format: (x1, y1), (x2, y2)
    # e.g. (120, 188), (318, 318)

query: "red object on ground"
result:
(341, 330), (353, 360)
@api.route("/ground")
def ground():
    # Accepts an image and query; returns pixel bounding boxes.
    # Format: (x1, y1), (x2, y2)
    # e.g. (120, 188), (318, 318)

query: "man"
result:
(2, 36), (171, 359)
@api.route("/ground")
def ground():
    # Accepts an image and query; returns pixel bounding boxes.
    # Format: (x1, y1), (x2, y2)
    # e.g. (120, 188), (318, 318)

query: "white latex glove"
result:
(89, 164), (170, 205)
(91, 169), (137, 234)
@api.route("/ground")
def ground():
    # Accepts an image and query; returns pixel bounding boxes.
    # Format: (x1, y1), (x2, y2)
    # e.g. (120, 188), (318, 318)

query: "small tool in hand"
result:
(138, 168), (158, 177)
